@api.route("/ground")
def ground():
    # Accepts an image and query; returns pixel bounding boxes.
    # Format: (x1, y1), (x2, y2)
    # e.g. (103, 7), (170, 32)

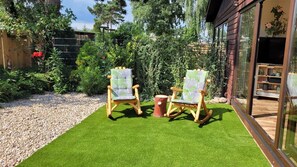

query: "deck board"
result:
(252, 98), (279, 141)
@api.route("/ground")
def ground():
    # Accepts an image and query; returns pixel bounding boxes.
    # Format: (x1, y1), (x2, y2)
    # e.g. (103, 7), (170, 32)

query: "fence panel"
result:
(0, 31), (31, 69)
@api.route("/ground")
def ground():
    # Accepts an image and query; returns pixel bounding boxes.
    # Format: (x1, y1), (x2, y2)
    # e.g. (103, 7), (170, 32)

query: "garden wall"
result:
(52, 31), (95, 67)
(0, 31), (31, 69)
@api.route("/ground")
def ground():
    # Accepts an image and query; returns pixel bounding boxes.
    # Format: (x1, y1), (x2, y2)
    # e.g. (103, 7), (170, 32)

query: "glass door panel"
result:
(234, 7), (256, 108)
(215, 23), (228, 97)
(280, 2), (297, 164)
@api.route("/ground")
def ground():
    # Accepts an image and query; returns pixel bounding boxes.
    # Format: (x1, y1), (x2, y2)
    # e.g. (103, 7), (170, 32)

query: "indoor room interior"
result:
(252, 0), (290, 141)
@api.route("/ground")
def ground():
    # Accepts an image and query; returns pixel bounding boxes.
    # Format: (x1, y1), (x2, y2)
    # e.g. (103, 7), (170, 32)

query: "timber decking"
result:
(252, 98), (278, 141)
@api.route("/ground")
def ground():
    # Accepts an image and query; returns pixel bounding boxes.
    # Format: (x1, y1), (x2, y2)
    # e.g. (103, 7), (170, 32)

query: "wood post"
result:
(1, 31), (7, 69)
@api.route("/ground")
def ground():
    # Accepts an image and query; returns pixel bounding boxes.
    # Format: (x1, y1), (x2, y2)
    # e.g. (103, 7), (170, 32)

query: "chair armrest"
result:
(199, 90), (206, 95)
(171, 87), (182, 92)
(132, 84), (140, 89)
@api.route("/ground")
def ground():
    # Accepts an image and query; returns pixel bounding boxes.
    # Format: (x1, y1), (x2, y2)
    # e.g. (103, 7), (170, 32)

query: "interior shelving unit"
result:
(254, 64), (283, 98)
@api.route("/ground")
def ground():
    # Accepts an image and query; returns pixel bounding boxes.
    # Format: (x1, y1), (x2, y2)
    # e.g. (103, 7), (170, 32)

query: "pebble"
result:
(208, 97), (228, 104)
(0, 92), (106, 167)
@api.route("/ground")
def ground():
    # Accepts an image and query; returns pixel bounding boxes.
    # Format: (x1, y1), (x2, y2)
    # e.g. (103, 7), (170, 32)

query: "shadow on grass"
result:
(168, 106), (233, 128)
(110, 103), (154, 120)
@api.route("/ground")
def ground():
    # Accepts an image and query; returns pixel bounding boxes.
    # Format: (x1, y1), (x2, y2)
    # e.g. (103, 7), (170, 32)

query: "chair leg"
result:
(107, 87), (112, 117)
(166, 103), (184, 119)
(131, 102), (138, 113)
(194, 97), (203, 123)
(106, 100), (112, 117)
(166, 101), (174, 117)
(202, 100), (213, 119)
(136, 100), (142, 115)
(194, 98), (213, 124)
(168, 109), (184, 118)
(130, 102), (142, 115)
(133, 88), (142, 115)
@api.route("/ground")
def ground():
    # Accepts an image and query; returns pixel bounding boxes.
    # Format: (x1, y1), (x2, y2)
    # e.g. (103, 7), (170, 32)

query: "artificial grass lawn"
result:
(19, 103), (270, 167)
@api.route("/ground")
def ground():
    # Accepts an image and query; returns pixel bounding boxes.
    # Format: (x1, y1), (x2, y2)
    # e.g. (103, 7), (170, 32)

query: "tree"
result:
(183, 0), (210, 41)
(88, 0), (127, 31)
(131, 0), (184, 36)
(109, 22), (143, 46)
(0, 0), (75, 52)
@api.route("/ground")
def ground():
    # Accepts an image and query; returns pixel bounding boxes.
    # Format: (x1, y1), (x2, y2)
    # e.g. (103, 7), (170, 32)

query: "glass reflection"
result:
(234, 7), (255, 108)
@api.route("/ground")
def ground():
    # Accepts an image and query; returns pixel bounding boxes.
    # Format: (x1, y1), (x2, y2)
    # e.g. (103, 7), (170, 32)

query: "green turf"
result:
(18, 103), (270, 167)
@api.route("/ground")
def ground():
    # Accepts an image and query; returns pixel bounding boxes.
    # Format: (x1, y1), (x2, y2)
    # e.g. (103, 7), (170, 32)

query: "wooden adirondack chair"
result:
(165, 69), (213, 124)
(285, 73), (297, 149)
(287, 73), (297, 108)
(106, 67), (142, 118)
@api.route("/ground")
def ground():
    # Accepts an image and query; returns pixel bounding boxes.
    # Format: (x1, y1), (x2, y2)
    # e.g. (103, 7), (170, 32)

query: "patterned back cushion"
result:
(182, 70), (208, 103)
(111, 69), (133, 98)
(287, 73), (297, 106)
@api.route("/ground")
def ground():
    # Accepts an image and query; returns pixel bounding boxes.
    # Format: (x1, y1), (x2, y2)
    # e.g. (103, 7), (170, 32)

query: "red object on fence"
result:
(32, 51), (43, 58)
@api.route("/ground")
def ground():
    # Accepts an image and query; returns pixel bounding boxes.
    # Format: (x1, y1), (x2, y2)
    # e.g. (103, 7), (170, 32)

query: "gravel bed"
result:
(0, 92), (106, 167)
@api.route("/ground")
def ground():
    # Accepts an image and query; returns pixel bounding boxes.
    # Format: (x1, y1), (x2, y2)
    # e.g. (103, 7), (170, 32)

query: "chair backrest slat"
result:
(182, 70), (208, 103)
(111, 69), (133, 98)
(287, 73), (297, 106)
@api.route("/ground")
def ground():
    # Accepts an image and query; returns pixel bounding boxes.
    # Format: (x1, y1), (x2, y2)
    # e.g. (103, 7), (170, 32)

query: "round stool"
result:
(153, 95), (168, 117)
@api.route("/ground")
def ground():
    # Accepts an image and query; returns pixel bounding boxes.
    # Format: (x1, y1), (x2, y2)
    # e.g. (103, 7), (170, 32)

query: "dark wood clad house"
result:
(206, 0), (297, 166)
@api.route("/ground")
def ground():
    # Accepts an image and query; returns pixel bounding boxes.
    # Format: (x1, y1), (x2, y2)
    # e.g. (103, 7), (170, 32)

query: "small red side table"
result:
(153, 95), (168, 117)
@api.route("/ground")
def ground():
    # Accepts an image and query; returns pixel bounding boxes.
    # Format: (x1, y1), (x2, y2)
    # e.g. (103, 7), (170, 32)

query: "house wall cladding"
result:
(212, 0), (255, 102)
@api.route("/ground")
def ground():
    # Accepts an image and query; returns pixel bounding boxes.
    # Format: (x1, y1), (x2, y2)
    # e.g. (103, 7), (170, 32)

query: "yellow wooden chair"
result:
(285, 73), (297, 149)
(287, 73), (297, 108)
(106, 67), (142, 118)
(165, 69), (213, 124)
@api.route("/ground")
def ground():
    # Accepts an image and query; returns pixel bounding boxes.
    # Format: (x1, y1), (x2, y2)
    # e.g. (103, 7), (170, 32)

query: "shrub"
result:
(0, 79), (21, 102)
(46, 48), (67, 94)
(107, 44), (133, 67)
(75, 41), (109, 95)
(126, 34), (197, 100)
(197, 44), (228, 99)
(29, 73), (50, 92)
(0, 69), (48, 102)
(77, 67), (106, 95)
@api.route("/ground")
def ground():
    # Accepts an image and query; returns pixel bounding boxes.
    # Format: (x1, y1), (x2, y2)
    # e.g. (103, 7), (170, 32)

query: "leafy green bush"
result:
(125, 34), (197, 100)
(46, 48), (67, 94)
(73, 26), (221, 100)
(107, 44), (134, 67)
(0, 69), (48, 102)
(77, 67), (106, 95)
(196, 44), (228, 99)
(0, 79), (21, 102)
(75, 41), (109, 95)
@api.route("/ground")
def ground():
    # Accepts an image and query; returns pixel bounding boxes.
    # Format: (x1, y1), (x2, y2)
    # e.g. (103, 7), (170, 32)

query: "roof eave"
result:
(205, 0), (223, 22)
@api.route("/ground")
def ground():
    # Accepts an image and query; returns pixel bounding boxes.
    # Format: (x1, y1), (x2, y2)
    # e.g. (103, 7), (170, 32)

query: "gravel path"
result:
(0, 92), (106, 167)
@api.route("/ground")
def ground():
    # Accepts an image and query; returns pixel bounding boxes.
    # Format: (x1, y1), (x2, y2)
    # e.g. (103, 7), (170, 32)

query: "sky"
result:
(61, 0), (133, 30)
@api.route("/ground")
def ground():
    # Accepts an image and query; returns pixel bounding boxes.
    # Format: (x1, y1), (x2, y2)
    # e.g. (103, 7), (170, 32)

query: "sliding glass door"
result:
(279, 1), (297, 164)
(215, 23), (228, 97)
(234, 7), (256, 108)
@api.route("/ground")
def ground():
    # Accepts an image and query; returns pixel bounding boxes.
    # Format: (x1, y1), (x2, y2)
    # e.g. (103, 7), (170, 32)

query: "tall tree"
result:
(184, 0), (210, 41)
(88, 0), (127, 31)
(0, 0), (75, 51)
(131, 0), (184, 36)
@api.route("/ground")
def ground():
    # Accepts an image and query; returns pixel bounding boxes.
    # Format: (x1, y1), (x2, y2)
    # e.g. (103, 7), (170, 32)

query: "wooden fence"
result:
(52, 31), (95, 67)
(0, 31), (32, 69)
